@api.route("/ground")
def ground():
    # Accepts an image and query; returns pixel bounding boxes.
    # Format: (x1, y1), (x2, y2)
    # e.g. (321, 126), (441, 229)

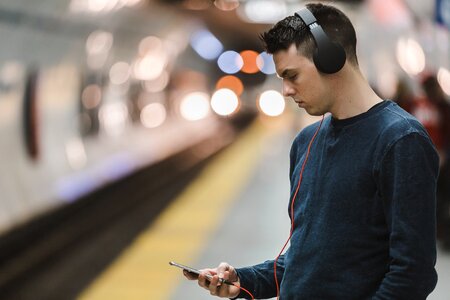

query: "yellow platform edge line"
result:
(77, 120), (273, 300)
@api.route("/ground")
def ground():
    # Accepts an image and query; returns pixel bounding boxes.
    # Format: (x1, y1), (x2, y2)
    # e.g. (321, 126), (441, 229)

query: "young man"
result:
(185, 3), (439, 299)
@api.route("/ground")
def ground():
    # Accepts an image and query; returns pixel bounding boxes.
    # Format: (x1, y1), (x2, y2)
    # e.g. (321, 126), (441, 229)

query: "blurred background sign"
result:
(436, 0), (450, 28)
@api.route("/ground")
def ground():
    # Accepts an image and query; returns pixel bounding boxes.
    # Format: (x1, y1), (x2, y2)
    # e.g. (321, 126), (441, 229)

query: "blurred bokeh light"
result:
(215, 75), (244, 96)
(140, 103), (167, 128)
(240, 50), (260, 74)
(190, 29), (224, 61)
(256, 52), (276, 75)
(396, 37), (426, 76)
(258, 90), (285, 117)
(214, 0), (239, 11)
(109, 62), (131, 85)
(180, 92), (211, 121)
(218, 51), (243, 74)
(437, 67), (450, 96)
(211, 88), (239, 116)
(82, 84), (102, 109)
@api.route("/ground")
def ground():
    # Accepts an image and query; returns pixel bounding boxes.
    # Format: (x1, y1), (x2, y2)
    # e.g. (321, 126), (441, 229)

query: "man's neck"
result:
(329, 66), (383, 120)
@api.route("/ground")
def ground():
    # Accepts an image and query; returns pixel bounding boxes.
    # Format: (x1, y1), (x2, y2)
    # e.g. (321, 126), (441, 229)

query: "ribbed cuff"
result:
(230, 267), (256, 299)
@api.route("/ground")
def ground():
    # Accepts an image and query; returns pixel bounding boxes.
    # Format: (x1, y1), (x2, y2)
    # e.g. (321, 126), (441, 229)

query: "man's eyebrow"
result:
(278, 69), (295, 79)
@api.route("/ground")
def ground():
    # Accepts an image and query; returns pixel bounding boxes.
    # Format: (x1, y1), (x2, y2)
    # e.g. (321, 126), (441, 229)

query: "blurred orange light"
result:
(214, 0), (239, 11)
(215, 75), (244, 96)
(82, 84), (102, 109)
(240, 50), (259, 74)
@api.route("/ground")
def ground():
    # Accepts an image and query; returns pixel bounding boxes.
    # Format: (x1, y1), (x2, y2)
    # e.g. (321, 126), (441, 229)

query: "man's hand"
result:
(183, 262), (241, 298)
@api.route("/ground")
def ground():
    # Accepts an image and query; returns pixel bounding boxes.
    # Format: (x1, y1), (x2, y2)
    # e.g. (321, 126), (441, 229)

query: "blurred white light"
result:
(104, 0), (119, 11)
(377, 70), (397, 99)
(217, 51), (243, 74)
(85, 30), (113, 69)
(437, 67), (450, 96)
(82, 84), (102, 109)
(88, 0), (119, 12)
(71, 0), (130, 13)
(143, 71), (170, 93)
(99, 102), (128, 136)
(65, 137), (87, 170)
(242, 0), (287, 23)
(258, 90), (285, 117)
(190, 29), (224, 60)
(119, 0), (143, 7)
(180, 92), (211, 121)
(133, 53), (167, 81)
(109, 62), (130, 85)
(139, 36), (163, 56)
(396, 38), (425, 76)
(86, 31), (113, 56)
(88, 0), (109, 12)
(140, 103), (167, 128)
(256, 52), (276, 75)
(211, 88), (239, 116)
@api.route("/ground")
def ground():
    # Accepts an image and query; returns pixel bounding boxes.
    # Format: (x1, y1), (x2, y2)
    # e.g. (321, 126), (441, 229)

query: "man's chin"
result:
(303, 108), (323, 117)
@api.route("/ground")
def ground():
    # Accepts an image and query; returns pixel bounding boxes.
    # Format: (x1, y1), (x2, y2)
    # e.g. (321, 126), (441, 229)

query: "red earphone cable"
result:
(273, 116), (324, 299)
(234, 284), (255, 299)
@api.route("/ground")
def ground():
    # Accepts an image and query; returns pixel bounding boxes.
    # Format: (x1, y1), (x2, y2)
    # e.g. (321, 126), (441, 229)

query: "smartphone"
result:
(169, 261), (233, 285)
(169, 261), (204, 278)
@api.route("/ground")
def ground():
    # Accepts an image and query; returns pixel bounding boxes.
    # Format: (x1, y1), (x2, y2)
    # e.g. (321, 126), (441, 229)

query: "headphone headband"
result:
(294, 7), (346, 74)
(295, 8), (317, 27)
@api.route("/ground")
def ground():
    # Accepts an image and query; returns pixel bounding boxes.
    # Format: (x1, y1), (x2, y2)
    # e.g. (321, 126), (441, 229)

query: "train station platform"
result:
(1, 115), (448, 300)
(76, 116), (450, 300)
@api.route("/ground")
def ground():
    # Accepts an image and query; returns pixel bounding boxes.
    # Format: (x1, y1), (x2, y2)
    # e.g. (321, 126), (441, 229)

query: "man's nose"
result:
(282, 81), (295, 97)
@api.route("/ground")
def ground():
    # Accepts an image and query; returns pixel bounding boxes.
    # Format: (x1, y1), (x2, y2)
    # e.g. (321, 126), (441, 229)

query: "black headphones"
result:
(294, 8), (346, 74)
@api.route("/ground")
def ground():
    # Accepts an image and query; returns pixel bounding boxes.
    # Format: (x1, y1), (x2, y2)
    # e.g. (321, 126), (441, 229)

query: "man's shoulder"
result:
(378, 101), (430, 141)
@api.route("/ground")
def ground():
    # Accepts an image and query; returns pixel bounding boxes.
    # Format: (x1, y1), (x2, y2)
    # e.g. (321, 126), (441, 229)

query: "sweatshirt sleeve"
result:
(374, 132), (439, 299)
(233, 253), (286, 299)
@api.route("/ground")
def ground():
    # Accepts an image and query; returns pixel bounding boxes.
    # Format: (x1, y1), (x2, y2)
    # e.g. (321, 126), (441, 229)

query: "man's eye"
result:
(288, 74), (297, 80)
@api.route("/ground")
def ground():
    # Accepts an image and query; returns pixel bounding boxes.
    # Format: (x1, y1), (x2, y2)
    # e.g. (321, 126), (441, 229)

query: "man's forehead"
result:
(274, 49), (311, 77)
(273, 45), (303, 76)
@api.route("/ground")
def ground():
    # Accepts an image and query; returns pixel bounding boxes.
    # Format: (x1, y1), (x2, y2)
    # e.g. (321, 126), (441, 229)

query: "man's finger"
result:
(208, 275), (221, 295)
(198, 273), (210, 290)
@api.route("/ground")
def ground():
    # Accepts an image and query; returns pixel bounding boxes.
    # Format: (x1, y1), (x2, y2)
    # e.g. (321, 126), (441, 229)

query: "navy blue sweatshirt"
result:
(235, 101), (438, 299)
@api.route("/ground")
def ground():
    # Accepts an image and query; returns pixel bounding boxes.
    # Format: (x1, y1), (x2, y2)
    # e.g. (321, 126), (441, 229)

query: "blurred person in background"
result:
(393, 78), (414, 113)
(184, 3), (439, 299)
(418, 74), (450, 250)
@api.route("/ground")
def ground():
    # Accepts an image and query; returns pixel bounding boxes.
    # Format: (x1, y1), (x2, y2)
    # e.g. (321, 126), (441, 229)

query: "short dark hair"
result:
(260, 3), (358, 65)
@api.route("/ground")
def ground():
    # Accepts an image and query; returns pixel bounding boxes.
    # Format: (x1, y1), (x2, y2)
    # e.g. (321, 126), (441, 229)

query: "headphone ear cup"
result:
(313, 42), (346, 74)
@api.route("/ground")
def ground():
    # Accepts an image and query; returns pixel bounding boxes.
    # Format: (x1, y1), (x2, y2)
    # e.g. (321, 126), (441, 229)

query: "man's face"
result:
(273, 44), (332, 116)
